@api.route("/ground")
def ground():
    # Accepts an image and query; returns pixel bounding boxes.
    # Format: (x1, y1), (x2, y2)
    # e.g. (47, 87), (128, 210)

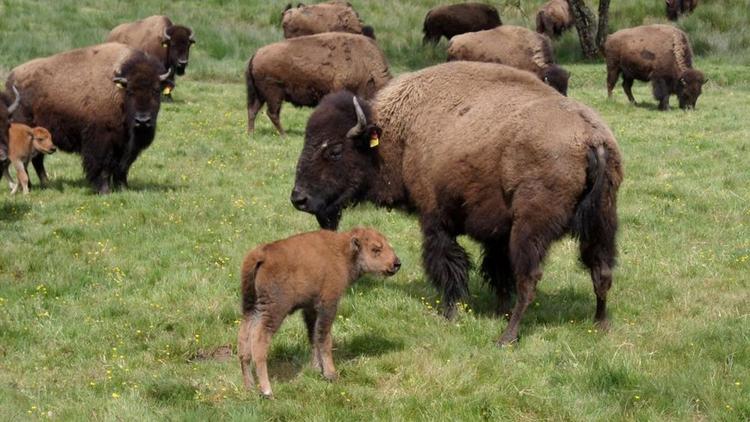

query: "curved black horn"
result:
(346, 96), (367, 139)
(162, 26), (171, 42)
(7, 85), (20, 114)
(159, 68), (172, 81)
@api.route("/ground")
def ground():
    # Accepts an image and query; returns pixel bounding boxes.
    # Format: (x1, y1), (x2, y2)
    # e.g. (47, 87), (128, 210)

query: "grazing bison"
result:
(291, 62), (623, 345)
(282, 1), (375, 39)
(422, 3), (502, 44)
(7, 43), (172, 194)
(447, 25), (570, 95)
(0, 86), (21, 165)
(605, 24), (706, 110)
(535, 0), (574, 39)
(666, 0), (698, 21)
(106, 15), (195, 99)
(238, 227), (400, 398)
(245, 33), (391, 136)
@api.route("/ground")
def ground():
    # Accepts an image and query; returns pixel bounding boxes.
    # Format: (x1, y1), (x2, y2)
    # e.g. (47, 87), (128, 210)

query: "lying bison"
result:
(291, 62), (623, 345)
(0, 86), (20, 164)
(282, 1), (375, 39)
(536, 0), (574, 39)
(246, 33), (390, 136)
(423, 3), (501, 44)
(448, 25), (570, 95)
(666, 0), (698, 21)
(106, 15), (195, 99)
(605, 24), (706, 110)
(7, 43), (172, 194)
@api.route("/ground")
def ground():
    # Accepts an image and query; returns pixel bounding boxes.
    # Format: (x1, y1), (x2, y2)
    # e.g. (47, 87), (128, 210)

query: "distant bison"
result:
(0, 86), (20, 164)
(605, 24), (706, 110)
(7, 43), (172, 193)
(666, 0), (698, 21)
(291, 62), (623, 345)
(448, 25), (570, 95)
(423, 3), (501, 44)
(245, 33), (391, 136)
(282, 1), (375, 39)
(106, 15), (195, 99)
(535, 0), (574, 39)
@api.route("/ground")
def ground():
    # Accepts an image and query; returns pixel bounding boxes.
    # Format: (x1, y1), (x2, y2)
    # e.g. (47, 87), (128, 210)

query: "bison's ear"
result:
(352, 125), (383, 151)
(350, 236), (361, 254)
(701, 77), (708, 85)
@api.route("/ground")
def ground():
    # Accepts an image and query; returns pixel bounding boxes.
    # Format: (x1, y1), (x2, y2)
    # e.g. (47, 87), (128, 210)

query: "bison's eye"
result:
(371, 247), (382, 256)
(326, 143), (343, 161)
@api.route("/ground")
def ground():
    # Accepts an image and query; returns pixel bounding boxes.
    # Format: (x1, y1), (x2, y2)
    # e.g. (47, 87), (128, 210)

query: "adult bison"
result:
(422, 3), (501, 44)
(535, 0), (574, 39)
(604, 24), (706, 110)
(291, 62), (623, 345)
(0, 87), (20, 165)
(282, 1), (375, 39)
(447, 25), (570, 95)
(106, 15), (195, 100)
(245, 33), (390, 136)
(7, 43), (172, 194)
(666, 0), (698, 21)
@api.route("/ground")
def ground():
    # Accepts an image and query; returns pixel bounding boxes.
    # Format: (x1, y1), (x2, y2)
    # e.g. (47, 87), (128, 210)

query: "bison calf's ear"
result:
(351, 237), (361, 253)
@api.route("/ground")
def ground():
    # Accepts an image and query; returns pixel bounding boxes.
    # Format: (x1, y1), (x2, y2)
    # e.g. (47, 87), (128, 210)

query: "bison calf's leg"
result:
(249, 314), (280, 398)
(12, 160), (29, 194)
(238, 316), (256, 390)
(422, 223), (470, 319)
(313, 304), (339, 381)
(622, 78), (636, 104)
(481, 239), (515, 318)
(302, 308), (322, 370)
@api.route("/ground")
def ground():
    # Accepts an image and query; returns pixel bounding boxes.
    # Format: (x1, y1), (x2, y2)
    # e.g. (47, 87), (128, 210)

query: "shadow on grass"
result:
(45, 176), (184, 194)
(0, 201), (31, 222)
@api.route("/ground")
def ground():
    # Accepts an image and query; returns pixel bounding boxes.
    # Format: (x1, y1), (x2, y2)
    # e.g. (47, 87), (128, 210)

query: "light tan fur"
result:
(282, 2), (363, 38)
(238, 228), (400, 398)
(3, 123), (55, 194)
(604, 24), (693, 79)
(536, 0), (574, 37)
(106, 15), (172, 65)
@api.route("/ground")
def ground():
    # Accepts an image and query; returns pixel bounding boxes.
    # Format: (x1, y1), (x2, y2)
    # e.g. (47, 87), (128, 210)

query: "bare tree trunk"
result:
(568, 0), (598, 59)
(596, 0), (611, 51)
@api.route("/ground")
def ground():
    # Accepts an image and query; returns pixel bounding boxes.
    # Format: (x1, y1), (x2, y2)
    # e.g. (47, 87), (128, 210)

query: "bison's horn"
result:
(346, 96), (367, 139)
(188, 28), (196, 43)
(162, 27), (171, 42)
(159, 68), (172, 81)
(7, 85), (20, 114)
(113, 76), (128, 87)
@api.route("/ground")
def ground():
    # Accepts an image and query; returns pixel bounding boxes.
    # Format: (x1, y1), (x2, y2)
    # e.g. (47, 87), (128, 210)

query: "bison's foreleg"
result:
(651, 78), (671, 110)
(421, 221), (470, 319)
(481, 238), (515, 319)
(30, 154), (49, 187)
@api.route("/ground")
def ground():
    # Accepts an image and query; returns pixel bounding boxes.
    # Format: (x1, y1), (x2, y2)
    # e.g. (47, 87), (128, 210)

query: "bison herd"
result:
(0, 0), (709, 398)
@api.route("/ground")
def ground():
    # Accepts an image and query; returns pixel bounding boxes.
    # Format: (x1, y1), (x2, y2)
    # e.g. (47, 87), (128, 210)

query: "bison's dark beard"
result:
(315, 207), (342, 230)
(313, 183), (366, 230)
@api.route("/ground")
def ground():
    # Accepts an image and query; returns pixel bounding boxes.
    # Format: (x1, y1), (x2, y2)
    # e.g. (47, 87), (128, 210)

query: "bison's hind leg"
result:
(481, 238), (515, 318)
(421, 219), (470, 320)
(266, 98), (285, 137)
(302, 307), (322, 371)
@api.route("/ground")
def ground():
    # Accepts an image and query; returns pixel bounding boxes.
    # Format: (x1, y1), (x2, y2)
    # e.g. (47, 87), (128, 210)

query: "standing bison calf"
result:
(423, 3), (502, 44)
(7, 43), (172, 193)
(282, 1), (375, 39)
(448, 25), (570, 95)
(291, 62), (623, 345)
(605, 24), (706, 110)
(238, 228), (400, 398)
(246, 33), (390, 136)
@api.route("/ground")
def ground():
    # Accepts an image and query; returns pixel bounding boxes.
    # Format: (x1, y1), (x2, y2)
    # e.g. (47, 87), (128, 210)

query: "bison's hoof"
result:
(442, 304), (457, 320)
(495, 333), (518, 348)
(323, 371), (338, 382)
(595, 319), (610, 332)
(260, 390), (274, 400)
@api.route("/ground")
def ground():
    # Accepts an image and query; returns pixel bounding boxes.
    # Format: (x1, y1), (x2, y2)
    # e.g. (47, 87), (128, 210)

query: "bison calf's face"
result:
(163, 25), (195, 76)
(292, 92), (382, 230)
(676, 69), (706, 110)
(351, 228), (401, 277)
(31, 127), (56, 155)
(114, 62), (172, 130)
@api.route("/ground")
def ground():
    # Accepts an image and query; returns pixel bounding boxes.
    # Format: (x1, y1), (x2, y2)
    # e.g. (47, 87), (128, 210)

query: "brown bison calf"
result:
(535, 0), (574, 39)
(422, 3), (502, 44)
(282, 1), (375, 39)
(245, 33), (391, 136)
(605, 24), (706, 110)
(448, 25), (570, 95)
(238, 228), (400, 398)
(3, 123), (56, 194)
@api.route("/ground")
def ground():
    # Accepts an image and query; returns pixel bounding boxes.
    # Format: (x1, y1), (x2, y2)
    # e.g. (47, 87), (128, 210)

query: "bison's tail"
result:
(240, 249), (264, 315)
(572, 144), (619, 269)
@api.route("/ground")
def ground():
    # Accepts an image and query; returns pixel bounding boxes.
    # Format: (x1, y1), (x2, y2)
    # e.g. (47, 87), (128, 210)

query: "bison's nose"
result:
(178, 59), (188, 66)
(134, 113), (153, 127)
(290, 188), (309, 210)
(392, 257), (401, 272)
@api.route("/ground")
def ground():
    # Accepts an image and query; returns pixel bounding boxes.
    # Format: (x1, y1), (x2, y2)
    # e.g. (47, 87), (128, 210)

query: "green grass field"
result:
(1, 1), (749, 420)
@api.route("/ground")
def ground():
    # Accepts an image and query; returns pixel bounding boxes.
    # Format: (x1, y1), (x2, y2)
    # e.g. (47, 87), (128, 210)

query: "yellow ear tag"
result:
(369, 134), (379, 148)
(162, 42), (168, 48)
(163, 86), (172, 95)
(115, 82), (125, 89)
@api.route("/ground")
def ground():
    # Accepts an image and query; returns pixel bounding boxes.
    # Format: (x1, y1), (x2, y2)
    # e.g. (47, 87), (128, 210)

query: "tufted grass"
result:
(1, 0), (749, 420)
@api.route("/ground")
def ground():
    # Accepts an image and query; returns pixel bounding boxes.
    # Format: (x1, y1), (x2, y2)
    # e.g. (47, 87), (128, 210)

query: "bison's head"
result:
(113, 57), (172, 132)
(543, 65), (570, 96)
(0, 86), (20, 162)
(291, 91), (382, 230)
(162, 25), (195, 76)
(676, 69), (706, 110)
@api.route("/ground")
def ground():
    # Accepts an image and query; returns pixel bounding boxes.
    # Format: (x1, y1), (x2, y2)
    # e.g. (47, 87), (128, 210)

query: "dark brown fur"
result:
(245, 33), (391, 136)
(0, 87), (20, 165)
(423, 3), (502, 44)
(282, 1), (375, 39)
(666, 0), (699, 21)
(535, 0), (574, 39)
(605, 24), (706, 110)
(7, 43), (172, 193)
(238, 228), (400, 397)
(291, 62), (623, 345)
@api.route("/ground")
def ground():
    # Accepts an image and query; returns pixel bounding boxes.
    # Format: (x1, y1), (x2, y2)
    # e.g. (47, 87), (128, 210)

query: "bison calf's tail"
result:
(245, 56), (263, 134)
(240, 250), (264, 315)
(572, 145), (619, 270)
